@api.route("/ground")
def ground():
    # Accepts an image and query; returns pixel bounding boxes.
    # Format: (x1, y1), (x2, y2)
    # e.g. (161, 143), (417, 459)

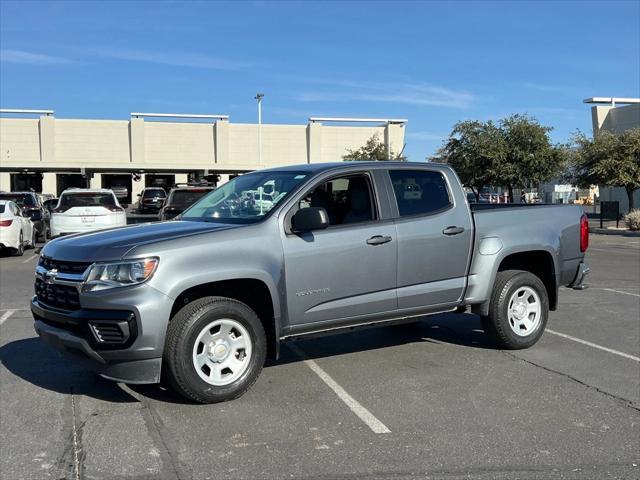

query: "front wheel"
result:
(482, 270), (549, 349)
(13, 232), (24, 256)
(163, 296), (267, 403)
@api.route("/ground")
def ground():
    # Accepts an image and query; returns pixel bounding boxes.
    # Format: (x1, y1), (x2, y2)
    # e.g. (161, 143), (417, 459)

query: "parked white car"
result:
(50, 189), (127, 237)
(0, 200), (36, 256)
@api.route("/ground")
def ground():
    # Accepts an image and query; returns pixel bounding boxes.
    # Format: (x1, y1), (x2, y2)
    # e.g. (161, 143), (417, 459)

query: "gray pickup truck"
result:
(32, 162), (590, 403)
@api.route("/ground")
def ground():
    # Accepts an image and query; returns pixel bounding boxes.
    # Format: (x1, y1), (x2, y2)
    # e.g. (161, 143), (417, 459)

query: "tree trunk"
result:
(626, 186), (636, 211)
(507, 185), (514, 203)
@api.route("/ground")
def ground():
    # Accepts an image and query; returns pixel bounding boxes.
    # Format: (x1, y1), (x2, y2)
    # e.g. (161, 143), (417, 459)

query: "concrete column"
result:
(0, 173), (10, 191)
(385, 123), (405, 159)
(175, 173), (188, 184)
(591, 106), (612, 137)
(90, 173), (102, 189)
(130, 117), (145, 163)
(131, 173), (145, 199)
(214, 118), (229, 165)
(39, 115), (55, 164)
(307, 122), (322, 163)
(42, 173), (57, 195)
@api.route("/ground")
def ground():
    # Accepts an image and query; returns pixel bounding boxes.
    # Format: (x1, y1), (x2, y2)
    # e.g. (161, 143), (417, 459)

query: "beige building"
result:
(584, 97), (640, 211)
(0, 110), (406, 203)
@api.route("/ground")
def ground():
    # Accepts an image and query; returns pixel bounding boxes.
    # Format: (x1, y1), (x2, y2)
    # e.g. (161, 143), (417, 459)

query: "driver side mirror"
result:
(291, 207), (329, 233)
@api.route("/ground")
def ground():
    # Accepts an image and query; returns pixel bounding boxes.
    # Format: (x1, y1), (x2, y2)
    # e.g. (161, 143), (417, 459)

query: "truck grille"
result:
(39, 256), (91, 275)
(35, 278), (81, 311)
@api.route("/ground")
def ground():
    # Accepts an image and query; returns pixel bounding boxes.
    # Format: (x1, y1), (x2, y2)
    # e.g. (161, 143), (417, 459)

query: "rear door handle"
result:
(367, 235), (393, 245)
(442, 226), (465, 236)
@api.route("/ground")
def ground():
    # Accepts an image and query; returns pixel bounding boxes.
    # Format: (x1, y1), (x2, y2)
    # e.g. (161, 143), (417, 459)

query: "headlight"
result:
(82, 258), (159, 292)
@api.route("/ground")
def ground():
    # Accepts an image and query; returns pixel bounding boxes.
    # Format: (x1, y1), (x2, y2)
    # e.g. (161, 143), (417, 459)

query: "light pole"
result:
(255, 93), (264, 167)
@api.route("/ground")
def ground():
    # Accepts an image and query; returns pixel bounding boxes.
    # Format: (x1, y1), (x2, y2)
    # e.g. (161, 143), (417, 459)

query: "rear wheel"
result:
(163, 296), (267, 403)
(38, 227), (48, 243)
(482, 270), (548, 349)
(27, 228), (37, 249)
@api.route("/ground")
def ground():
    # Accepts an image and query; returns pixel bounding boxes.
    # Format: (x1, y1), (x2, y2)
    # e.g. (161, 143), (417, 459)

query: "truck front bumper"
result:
(568, 261), (590, 290)
(31, 285), (173, 383)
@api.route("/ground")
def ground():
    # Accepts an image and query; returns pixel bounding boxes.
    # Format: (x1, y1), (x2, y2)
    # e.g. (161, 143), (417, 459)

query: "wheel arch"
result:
(471, 247), (558, 316)
(169, 277), (280, 359)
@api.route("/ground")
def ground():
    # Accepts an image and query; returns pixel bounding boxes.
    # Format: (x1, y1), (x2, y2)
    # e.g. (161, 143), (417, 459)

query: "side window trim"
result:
(386, 169), (454, 220)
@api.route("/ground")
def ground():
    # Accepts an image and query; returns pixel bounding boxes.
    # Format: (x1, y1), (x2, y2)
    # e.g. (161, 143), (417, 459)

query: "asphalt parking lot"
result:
(0, 235), (638, 480)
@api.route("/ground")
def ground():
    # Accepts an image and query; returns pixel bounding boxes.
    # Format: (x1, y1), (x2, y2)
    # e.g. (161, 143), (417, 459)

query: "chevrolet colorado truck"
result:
(32, 162), (590, 403)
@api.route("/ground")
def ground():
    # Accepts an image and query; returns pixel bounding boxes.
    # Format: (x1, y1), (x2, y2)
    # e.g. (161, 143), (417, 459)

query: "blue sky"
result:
(1, 0), (639, 160)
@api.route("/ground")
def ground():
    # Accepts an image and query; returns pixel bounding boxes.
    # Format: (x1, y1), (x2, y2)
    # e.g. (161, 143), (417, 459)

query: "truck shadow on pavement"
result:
(0, 338), (139, 403)
(275, 312), (496, 365)
(0, 313), (494, 404)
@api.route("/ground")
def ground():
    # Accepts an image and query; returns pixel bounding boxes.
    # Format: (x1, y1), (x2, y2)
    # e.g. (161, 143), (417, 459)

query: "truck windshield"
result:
(182, 171), (309, 224)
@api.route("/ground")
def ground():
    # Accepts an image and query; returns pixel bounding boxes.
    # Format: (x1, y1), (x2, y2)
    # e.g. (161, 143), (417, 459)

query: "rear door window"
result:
(389, 170), (452, 217)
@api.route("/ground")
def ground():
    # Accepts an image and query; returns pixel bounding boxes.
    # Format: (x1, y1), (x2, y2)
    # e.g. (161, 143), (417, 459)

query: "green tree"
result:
(499, 114), (566, 202)
(571, 128), (640, 211)
(436, 120), (506, 201)
(438, 114), (565, 202)
(343, 133), (407, 161)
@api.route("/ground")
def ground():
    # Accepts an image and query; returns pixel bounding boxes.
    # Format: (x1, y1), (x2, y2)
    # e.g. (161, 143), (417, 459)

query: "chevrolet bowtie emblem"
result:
(44, 268), (58, 285)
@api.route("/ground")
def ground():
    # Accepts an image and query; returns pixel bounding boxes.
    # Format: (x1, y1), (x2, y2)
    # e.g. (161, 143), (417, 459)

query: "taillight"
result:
(580, 213), (589, 252)
(0, 219), (12, 227)
(52, 206), (70, 213)
(107, 206), (124, 212)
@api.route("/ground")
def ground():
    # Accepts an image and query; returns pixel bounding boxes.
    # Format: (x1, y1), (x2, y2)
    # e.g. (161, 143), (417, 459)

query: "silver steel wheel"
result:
(192, 318), (253, 386)
(507, 286), (542, 337)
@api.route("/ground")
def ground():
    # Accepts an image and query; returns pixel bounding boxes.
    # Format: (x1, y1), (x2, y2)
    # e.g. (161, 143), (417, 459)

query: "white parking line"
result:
(0, 309), (16, 325)
(288, 343), (391, 434)
(597, 288), (640, 298)
(22, 254), (38, 264)
(546, 329), (640, 362)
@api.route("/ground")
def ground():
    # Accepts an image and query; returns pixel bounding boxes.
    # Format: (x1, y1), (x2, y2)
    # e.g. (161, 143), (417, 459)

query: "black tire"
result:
(163, 296), (267, 404)
(482, 269), (549, 349)
(38, 227), (48, 243)
(27, 228), (37, 249)
(13, 232), (24, 256)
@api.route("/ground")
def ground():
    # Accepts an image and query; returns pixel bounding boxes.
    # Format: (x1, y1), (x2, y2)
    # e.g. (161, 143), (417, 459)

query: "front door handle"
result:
(442, 226), (465, 236)
(367, 235), (393, 245)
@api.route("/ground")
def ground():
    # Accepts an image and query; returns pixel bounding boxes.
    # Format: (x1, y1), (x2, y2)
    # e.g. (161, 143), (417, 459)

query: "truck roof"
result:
(259, 161), (453, 174)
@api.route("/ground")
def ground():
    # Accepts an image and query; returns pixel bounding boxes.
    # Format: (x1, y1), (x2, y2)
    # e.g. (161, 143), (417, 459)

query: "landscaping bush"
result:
(624, 209), (640, 231)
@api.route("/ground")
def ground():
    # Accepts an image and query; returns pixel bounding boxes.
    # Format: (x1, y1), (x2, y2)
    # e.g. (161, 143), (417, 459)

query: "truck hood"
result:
(42, 220), (241, 262)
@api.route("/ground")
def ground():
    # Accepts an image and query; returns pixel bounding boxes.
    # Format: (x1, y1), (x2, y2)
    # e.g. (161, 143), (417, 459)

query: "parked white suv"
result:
(50, 189), (126, 237)
(0, 200), (36, 255)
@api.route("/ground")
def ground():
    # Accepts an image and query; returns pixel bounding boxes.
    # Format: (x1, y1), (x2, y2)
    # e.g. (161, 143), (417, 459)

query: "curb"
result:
(589, 227), (640, 237)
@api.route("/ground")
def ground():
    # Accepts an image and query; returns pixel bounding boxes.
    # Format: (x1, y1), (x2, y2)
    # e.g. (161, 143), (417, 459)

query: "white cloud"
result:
(0, 49), (73, 65)
(87, 47), (254, 70)
(296, 82), (474, 109)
